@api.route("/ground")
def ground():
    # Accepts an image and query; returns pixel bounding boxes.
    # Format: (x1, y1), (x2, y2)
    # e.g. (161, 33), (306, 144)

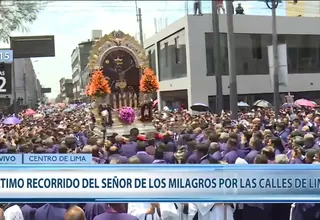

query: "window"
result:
(234, 33), (270, 75)
(164, 42), (169, 67)
(278, 34), (320, 74)
(251, 35), (262, 59)
(148, 50), (152, 68)
(205, 33), (229, 76)
(175, 37), (181, 64)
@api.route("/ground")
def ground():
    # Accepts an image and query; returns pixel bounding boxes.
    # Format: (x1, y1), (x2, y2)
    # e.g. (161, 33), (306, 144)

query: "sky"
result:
(0, 1), (287, 98)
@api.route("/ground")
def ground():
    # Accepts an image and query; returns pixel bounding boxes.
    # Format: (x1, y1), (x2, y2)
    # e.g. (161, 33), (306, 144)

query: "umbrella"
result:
(281, 103), (300, 108)
(24, 108), (36, 116)
(237, 101), (249, 107)
(69, 104), (77, 109)
(153, 100), (158, 108)
(45, 109), (54, 114)
(294, 99), (318, 108)
(190, 103), (211, 112)
(55, 103), (66, 108)
(3, 117), (21, 125)
(253, 100), (273, 108)
(63, 108), (72, 113)
(33, 113), (44, 119)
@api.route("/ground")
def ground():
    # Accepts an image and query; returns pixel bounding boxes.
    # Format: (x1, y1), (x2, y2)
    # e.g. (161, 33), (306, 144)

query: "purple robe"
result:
(146, 146), (155, 156)
(245, 149), (259, 164)
(219, 142), (228, 154)
(93, 156), (106, 164)
(134, 151), (154, 164)
(45, 148), (54, 153)
(237, 147), (251, 159)
(268, 160), (275, 164)
(274, 149), (281, 155)
(34, 204), (66, 220)
(93, 213), (138, 220)
(163, 152), (175, 164)
(292, 203), (320, 220)
(109, 154), (128, 164)
(243, 204), (271, 220)
(84, 203), (108, 220)
(222, 150), (239, 164)
(166, 142), (176, 152)
(21, 204), (36, 220)
(290, 157), (304, 164)
(52, 144), (60, 153)
(199, 154), (211, 164)
(196, 133), (205, 143)
(187, 152), (198, 164)
(211, 151), (222, 161)
(120, 142), (137, 158)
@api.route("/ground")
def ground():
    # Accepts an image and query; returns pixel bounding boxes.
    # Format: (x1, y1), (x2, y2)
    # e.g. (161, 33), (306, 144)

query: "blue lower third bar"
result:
(23, 154), (92, 164)
(0, 154), (22, 164)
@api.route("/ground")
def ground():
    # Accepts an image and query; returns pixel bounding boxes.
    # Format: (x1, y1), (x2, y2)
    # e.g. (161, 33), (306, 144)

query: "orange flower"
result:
(139, 67), (159, 93)
(86, 69), (111, 97)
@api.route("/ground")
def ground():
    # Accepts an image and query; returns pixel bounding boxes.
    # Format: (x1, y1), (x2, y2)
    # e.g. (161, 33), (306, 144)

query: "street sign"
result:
(0, 50), (13, 63)
(0, 62), (12, 94)
(10, 35), (55, 58)
(41, 87), (51, 93)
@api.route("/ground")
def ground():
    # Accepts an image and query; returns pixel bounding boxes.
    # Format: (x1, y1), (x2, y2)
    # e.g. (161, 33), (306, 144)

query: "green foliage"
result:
(0, 1), (48, 43)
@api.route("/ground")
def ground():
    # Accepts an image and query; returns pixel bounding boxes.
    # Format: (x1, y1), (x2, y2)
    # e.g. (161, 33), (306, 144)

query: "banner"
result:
(0, 154), (92, 164)
(0, 165), (318, 203)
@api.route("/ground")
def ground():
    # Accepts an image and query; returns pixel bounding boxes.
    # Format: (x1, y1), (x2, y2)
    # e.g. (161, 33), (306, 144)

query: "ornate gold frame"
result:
(88, 30), (149, 71)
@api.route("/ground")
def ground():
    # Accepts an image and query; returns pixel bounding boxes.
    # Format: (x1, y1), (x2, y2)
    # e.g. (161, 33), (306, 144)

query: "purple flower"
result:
(119, 107), (135, 124)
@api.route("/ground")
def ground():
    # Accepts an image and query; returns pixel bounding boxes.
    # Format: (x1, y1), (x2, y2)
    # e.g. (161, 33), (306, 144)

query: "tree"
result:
(86, 69), (111, 97)
(0, 1), (47, 42)
(139, 67), (159, 93)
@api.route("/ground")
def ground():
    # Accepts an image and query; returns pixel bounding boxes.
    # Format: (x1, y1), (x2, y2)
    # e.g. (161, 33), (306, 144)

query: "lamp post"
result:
(266, 0), (280, 117)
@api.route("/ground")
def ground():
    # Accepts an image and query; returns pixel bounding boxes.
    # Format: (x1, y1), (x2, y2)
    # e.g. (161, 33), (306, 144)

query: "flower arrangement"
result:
(85, 69), (111, 97)
(139, 67), (160, 93)
(119, 107), (135, 124)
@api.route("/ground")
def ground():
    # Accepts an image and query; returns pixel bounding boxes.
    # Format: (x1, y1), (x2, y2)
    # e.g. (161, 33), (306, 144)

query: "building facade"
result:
(145, 15), (320, 112)
(0, 58), (41, 111)
(71, 41), (95, 100)
(59, 78), (73, 103)
(71, 30), (102, 101)
(71, 47), (81, 100)
(286, 1), (320, 17)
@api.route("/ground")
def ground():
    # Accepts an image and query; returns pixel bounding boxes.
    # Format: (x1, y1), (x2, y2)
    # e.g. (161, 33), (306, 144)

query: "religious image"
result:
(102, 49), (140, 94)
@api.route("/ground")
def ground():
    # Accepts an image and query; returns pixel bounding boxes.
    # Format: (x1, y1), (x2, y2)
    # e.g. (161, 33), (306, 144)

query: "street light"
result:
(265, 0), (280, 117)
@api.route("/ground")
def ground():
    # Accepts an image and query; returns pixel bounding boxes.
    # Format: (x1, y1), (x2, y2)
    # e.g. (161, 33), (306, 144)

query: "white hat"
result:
(235, 157), (248, 164)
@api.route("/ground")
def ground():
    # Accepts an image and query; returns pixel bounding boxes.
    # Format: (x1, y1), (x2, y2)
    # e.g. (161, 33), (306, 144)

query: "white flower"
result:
(101, 110), (109, 117)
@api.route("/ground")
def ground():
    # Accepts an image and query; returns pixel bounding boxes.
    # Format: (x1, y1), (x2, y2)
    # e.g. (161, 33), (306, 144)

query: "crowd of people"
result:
(0, 102), (319, 220)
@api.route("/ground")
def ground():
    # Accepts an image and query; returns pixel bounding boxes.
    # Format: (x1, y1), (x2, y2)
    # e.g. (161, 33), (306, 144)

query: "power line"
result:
(159, 1), (168, 18)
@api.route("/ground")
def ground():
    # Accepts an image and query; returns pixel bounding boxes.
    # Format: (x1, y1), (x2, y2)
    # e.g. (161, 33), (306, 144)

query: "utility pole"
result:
(23, 73), (27, 104)
(265, 0), (280, 117)
(11, 60), (17, 114)
(272, 0), (280, 117)
(185, 0), (189, 15)
(137, 8), (144, 48)
(212, 0), (223, 113)
(226, 1), (238, 120)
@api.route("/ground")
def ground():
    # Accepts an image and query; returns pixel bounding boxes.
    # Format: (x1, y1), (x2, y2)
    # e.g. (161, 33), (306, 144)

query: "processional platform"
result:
(92, 109), (155, 137)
